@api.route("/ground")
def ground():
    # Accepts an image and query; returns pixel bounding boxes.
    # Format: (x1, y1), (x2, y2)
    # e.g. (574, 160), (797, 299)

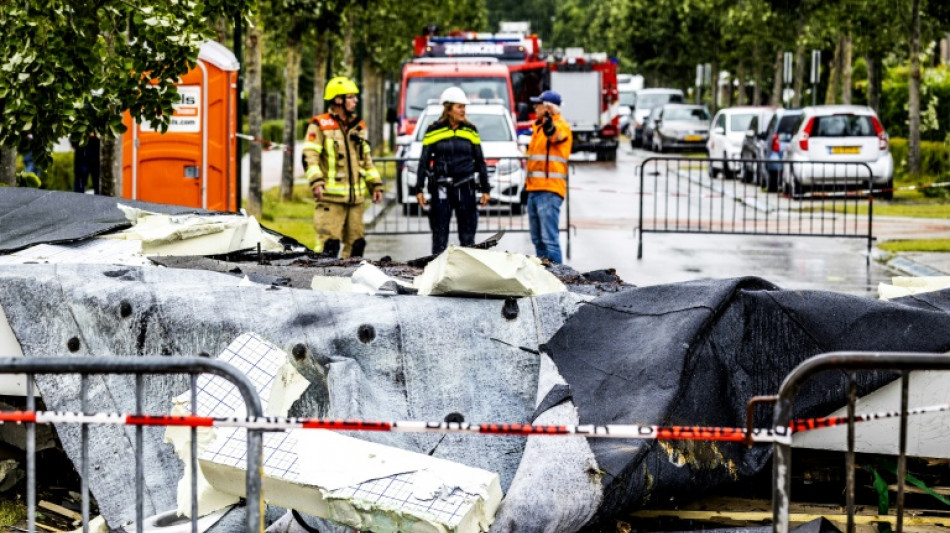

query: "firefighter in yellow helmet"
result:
(302, 76), (383, 258)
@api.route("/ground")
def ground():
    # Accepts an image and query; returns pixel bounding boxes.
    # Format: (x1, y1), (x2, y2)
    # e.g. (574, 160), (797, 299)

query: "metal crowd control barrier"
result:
(367, 156), (572, 257)
(0, 357), (264, 533)
(637, 157), (879, 262)
(767, 351), (950, 533)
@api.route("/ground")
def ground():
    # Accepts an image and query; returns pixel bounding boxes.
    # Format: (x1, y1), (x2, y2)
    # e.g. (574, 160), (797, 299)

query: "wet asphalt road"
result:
(356, 144), (950, 297)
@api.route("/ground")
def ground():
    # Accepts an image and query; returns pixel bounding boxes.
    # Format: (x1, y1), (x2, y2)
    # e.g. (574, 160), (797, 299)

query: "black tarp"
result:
(0, 188), (213, 253)
(545, 277), (950, 525)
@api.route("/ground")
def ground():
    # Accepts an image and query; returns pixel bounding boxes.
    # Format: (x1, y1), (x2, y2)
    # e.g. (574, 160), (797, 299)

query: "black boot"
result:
(319, 239), (341, 258)
(350, 238), (366, 258)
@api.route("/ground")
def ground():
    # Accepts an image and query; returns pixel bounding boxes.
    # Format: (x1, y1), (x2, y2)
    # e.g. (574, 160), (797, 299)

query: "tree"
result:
(0, 0), (253, 174)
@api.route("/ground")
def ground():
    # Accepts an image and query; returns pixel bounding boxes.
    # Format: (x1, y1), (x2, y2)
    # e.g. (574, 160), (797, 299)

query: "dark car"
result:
(649, 104), (711, 152)
(738, 109), (776, 183)
(630, 88), (685, 148)
(741, 108), (803, 191)
(641, 107), (663, 150)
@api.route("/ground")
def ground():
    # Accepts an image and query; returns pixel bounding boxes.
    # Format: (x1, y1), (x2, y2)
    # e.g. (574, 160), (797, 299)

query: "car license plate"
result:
(829, 146), (860, 154)
(684, 135), (702, 142)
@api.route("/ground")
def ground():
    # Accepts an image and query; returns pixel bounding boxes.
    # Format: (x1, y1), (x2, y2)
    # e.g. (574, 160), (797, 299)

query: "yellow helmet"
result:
(324, 76), (359, 101)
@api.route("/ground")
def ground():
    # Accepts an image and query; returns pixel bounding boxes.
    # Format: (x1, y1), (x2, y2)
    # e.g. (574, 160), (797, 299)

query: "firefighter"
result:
(412, 87), (491, 255)
(525, 90), (572, 263)
(302, 76), (383, 258)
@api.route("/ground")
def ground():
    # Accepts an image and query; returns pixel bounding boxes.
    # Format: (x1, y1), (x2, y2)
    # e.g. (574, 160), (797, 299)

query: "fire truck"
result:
(545, 48), (620, 161)
(403, 27), (620, 161)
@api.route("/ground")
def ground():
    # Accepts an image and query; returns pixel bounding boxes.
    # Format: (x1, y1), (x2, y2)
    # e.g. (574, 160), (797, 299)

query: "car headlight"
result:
(495, 158), (521, 175)
(659, 127), (674, 137)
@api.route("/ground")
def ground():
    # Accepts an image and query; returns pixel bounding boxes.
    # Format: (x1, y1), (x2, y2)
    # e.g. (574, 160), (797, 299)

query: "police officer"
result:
(412, 87), (491, 255)
(302, 76), (383, 258)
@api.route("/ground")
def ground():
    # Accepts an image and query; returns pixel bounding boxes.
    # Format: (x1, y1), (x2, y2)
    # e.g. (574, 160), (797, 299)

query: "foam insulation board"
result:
(878, 276), (950, 300)
(175, 333), (502, 533)
(104, 207), (283, 256)
(793, 370), (950, 458)
(413, 246), (566, 297)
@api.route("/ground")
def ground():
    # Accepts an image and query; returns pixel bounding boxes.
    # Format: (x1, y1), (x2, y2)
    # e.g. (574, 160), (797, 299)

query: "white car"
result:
(782, 105), (894, 198)
(706, 106), (775, 179)
(707, 106), (775, 179)
(397, 101), (526, 215)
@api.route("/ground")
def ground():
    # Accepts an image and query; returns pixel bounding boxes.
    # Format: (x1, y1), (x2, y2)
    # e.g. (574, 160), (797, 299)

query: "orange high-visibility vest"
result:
(525, 113), (572, 198)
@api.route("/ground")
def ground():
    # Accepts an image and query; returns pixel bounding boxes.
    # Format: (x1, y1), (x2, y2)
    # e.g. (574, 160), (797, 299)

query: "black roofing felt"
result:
(0, 188), (214, 254)
(545, 277), (950, 524)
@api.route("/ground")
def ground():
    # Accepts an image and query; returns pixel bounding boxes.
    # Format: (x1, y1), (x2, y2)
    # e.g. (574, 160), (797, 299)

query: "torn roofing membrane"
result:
(0, 188), (216, 254)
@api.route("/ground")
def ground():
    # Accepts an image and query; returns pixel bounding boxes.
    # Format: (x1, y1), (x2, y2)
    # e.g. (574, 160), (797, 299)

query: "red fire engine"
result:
(404, 27), (619, 161)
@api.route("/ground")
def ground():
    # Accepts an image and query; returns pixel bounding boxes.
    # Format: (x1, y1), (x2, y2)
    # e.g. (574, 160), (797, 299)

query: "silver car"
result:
(649, 104), (711, 153)
(782, 105), (894, 198)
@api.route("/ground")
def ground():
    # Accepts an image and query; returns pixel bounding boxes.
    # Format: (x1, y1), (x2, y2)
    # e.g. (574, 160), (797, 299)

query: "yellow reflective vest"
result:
(302, 112), (382, 205)
(525, 113), (572, 198)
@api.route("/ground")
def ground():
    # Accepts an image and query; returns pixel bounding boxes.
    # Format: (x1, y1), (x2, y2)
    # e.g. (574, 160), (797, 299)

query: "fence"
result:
(764, 351), (950, 533)
(8, 352), (946, 533)
(0, 357), (265, 533)
(367, 157), (572, 257)
(637, 157), (880, 261)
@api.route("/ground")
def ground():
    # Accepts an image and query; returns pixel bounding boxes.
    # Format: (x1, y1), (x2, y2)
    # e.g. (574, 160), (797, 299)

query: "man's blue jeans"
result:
(527, 191), (563, 263)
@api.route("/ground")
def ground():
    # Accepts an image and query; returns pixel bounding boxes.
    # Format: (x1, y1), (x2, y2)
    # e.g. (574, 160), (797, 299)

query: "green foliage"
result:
(16, 171), (41, 188)
(888, 137), (950, 188)
(878, 66), (950, 141)
(879, 239), (950, 252)
(0, 0), (254, 169)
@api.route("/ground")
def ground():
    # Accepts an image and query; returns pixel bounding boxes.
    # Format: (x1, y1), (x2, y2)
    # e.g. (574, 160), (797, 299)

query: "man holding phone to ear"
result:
(525, 90), (572, 264)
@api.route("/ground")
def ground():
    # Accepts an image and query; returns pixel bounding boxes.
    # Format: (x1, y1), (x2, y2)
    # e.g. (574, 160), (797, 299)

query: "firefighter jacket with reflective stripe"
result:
(412, 119), (490, 195)
(302, 112), (382, 205)
(525, 113), (572, 198)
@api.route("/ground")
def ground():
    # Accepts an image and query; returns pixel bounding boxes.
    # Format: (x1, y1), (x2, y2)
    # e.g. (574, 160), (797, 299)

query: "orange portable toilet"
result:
(122, 41), (239, 211)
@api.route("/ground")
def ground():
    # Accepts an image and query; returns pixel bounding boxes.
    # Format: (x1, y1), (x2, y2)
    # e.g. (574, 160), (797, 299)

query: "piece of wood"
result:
(33, 522), (65, 533)
(38, 501), (82, 521)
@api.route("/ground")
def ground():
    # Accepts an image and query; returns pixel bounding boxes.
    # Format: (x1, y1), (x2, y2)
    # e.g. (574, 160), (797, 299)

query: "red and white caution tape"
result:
(236, 133), (292, 153)
(3, 400), (950, 445)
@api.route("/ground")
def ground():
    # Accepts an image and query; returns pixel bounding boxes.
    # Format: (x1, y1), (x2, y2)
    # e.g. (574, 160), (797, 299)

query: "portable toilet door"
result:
(122, 41), (239, 211)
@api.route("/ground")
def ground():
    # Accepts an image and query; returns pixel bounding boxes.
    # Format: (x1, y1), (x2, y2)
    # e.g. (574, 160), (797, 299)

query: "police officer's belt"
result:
(435, 174), (475, 187)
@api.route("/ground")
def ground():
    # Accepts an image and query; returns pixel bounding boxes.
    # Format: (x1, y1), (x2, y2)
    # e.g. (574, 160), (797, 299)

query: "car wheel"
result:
(880, 178), (894, 200)
(766, 169), (779, 193)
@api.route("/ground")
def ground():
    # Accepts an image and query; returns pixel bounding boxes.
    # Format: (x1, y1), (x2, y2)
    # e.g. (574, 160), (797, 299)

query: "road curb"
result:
(882, 255), (948, 278)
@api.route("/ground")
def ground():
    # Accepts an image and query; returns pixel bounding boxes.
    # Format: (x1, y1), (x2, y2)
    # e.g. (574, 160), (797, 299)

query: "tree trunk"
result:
(363, 63), (383, 153)
(342, 20), (354, 78)
(840, 33), (853, 105)
(752, 43), (762, 105)
(100, 135), (118, 196)
(280, 35), (303, 202)
(312, 34), (329, 117)
(908, 0), (922, 176)
(735, 62), (746, 106)
(770, 50), (783, 107)
(792, 42), (805, 107)
(246, 24), (264, 218)
(825, 38), (841, 105)
(710, 61), (720, 114)
(0, 147), (16, 186)
(866, 53), (882, 113)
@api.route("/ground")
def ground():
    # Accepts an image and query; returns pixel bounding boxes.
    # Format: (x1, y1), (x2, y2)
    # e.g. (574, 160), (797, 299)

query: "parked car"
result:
(738, 108), (776, 183)
(618, 88), (636, 137)
(707, 106), (774, 179)
(739, 108), (802, 191)
(782, 105), (893, 198)
(649, 104), (711, 152)
(641, 107), (663, 150)
(398, 100), (526, 215)
(630, 88), (685, 148)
